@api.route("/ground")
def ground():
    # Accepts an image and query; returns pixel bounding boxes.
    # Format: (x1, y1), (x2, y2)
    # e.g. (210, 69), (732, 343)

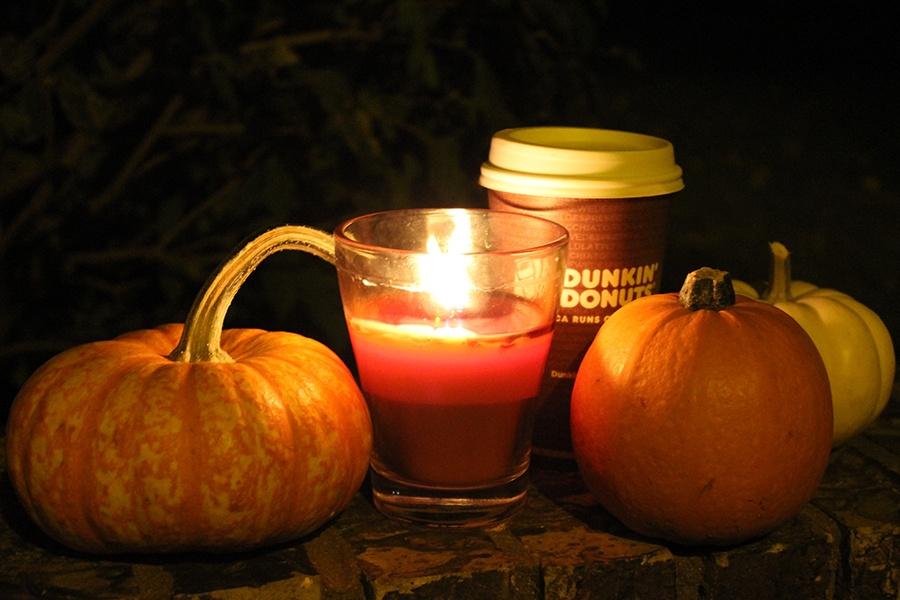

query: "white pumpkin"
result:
(737, 242), (895, 446)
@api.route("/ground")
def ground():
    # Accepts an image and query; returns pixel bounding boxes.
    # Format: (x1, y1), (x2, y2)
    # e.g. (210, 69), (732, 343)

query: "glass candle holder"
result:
(334, 208), (568, 527)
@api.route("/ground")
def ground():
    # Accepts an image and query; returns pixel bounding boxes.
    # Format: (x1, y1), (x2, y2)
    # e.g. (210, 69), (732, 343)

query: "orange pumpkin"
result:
(6, 226), (372, 554)
(571, 268), (833, 546)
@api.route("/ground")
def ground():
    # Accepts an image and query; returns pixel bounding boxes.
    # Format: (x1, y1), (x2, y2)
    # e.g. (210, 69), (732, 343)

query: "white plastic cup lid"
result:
(480, 127), (684, 199)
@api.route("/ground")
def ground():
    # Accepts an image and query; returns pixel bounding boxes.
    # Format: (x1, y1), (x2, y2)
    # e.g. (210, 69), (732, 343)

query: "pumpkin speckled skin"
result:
(6, 323), (371, 554)
(571, 270), (833, 546)
(5, 226), (372, 555)
(736, 242), (895, 446)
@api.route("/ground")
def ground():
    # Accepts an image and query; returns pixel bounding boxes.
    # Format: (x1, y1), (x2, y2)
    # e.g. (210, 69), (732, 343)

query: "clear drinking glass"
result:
(333, 208), (568, 526)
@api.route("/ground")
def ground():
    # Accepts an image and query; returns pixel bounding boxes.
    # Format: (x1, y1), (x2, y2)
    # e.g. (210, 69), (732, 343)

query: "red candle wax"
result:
(349, 299), (552, 488)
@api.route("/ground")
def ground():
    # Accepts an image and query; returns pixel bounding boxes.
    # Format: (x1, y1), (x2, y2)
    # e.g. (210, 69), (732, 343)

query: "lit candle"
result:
(346, 214), (553, 487)
(349, 306), (552, 486)
(335, 208), (566, 526)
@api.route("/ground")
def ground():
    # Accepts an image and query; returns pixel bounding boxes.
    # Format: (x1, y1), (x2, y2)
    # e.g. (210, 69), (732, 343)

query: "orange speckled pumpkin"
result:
(6, 226), (372, 554)
(571, 268), (833, 546)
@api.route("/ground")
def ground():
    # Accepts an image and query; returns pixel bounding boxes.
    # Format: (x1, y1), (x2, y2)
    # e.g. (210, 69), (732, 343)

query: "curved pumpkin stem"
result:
(168, 225), (336, 363)
(678, 267), (735, 311)
(763, 241), (793, 303)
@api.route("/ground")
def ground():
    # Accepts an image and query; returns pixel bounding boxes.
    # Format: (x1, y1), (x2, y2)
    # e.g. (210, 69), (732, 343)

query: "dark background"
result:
(1, 1), (897, 424)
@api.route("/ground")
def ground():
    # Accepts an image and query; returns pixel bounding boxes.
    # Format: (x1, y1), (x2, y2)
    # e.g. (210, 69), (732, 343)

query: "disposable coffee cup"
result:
(481, 127), (684, 456)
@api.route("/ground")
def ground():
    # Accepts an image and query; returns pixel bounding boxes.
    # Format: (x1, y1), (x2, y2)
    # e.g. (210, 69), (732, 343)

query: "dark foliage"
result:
(0, 0), (621, 416)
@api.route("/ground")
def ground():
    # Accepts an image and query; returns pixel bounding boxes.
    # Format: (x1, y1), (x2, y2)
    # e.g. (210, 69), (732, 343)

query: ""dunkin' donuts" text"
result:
(560, 263), (659, 309)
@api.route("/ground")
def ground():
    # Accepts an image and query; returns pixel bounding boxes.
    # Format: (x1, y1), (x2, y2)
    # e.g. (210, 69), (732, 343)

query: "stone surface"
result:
(811, 410), (900, 600)
(1, 389), (898, 599)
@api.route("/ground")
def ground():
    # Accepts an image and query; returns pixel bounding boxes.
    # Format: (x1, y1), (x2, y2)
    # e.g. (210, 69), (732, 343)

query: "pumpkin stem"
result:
(678, 267), (736, 311)
(763, 241), (793, 303)
(168, 225), (336, 363)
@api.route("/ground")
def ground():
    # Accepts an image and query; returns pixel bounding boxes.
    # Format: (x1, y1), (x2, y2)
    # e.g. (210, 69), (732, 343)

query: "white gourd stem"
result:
(764, 241), (794, 303)
(168, 225), (336, 363)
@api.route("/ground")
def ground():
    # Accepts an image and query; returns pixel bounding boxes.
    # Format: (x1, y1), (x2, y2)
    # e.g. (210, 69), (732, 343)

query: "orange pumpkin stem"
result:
(168, 225), (337, 363)
(678, 267), (735, 311)
(763, 241), (793, 303)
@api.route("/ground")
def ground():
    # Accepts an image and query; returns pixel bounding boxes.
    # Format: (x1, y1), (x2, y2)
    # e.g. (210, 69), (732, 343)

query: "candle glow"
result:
(418, 209), (474, 317)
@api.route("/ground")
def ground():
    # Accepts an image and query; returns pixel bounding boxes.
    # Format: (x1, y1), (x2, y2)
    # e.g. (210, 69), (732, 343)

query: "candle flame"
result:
(419, 211), (473, 312)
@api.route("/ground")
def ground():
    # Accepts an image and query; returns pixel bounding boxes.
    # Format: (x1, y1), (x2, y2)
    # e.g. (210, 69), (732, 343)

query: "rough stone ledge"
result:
(2, 397), (897, 600)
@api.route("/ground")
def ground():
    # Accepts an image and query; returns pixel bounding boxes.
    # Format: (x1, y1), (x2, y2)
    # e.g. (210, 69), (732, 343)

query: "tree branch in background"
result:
(89, 94), (183, 213)
(239, 28), (381, 56)
(36, 0), (120, 73)
(0, 182), (53, 257)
